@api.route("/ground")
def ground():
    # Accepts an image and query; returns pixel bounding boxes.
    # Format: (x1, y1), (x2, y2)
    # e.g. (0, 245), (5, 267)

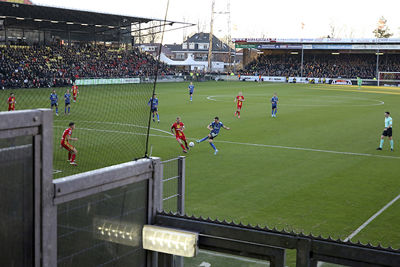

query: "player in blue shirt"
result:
(196, 116), (230, 155)
(271, 93), (279, 117)
(188, 82), (195, 102)
(50, 89), (59, 116)
(148, 94), (160, 122)
(64, 89), (71, 115)
(377, 111), (394, 151)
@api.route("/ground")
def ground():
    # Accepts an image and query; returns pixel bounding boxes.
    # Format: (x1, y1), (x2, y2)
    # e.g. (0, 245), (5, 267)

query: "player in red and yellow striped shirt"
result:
(7, 93), (16, 111)
(171, 117), (189, 153)
(234, 92), (245, 118)
(61, 122), (78, 165)
(72, 82), (79, 102)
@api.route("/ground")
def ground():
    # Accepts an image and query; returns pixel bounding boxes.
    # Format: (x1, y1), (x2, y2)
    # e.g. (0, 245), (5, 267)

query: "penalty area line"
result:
(53, 126), (175, 139)
(343, 193), (400, 242)
(54, 119), (174, 136)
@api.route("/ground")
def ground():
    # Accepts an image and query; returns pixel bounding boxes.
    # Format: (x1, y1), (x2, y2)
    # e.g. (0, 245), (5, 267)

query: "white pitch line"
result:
(0, 144), (32, 153)
(344, 193), (400, 242)
(200, 250), (268, 265)
(54, 119), (174, 136)
(53, 126), (174, 139)
(206, 94), (384, 106)
(216, 140), (400, 160)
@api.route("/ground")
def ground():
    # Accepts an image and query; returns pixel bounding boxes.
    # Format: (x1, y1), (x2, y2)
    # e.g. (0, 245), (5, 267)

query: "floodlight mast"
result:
(207, 0), (215, 72)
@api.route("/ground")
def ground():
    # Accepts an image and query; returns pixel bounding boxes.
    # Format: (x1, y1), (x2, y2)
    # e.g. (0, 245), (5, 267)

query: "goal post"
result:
(378, 71), (400, 87)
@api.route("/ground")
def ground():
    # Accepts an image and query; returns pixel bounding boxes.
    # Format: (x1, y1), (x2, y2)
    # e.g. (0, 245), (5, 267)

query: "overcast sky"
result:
(33, 0), (400, 43)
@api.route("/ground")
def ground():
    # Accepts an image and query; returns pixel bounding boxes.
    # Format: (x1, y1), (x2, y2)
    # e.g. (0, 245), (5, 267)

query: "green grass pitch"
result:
(2, 81), (399, 266)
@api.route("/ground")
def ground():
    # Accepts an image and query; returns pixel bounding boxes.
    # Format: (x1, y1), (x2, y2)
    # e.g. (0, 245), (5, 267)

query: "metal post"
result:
(296, 238), (311, 267)
(176, 156), (186, 267)
(177, 156), (185, 215)
(4, 25), (7, 46)
(300, 47), (304, 78)
(151, 157), (163, 219)
(376, 49), (380, 86)
(39, 109), (57, 267)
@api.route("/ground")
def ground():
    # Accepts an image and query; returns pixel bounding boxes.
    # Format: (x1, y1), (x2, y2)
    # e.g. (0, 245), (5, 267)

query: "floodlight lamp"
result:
(16, 17), (25, 20)
(51, 20), (59, 24)
(142, 225), (198, 257)
(34, 19), (43, 22)
(66, 22), (74, 25)
(331, 52), (340, 55)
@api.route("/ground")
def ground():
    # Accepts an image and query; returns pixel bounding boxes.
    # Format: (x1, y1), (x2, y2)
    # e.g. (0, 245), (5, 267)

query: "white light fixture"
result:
(66, 22), (74, 25)
(81, 23), (89, 26)
(108, 26), (115, 29)
(51, 20), (59, 24)
(376, 52), (384, 55)
(0, 16), (6, 19)
(290, 52), (299, 55)
(331, 52), (340, 55)
(16, 17), (25, 20)
(121, 27), (127, 30)
(95, 24), (102, 27)
(34, 18), (43, 22)
(142, 225), (198, 257)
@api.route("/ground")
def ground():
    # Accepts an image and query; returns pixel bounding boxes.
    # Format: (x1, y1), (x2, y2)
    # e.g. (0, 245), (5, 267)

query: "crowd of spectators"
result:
(244, 54), (400, 79)
(0, 45), (176, 89)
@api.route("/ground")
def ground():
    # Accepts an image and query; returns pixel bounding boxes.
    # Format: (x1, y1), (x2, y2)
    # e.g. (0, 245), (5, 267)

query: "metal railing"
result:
(160, 156), (185, 215)
(155, 213), (400, 267)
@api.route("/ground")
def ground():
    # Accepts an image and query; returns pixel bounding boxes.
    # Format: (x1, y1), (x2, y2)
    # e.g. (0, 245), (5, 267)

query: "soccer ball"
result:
(189, 142), (195, 147)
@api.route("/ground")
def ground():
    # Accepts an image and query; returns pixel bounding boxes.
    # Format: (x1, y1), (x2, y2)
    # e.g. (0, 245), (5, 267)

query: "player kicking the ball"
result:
(171, 117), (190, 153)
(60, 122), (78, 166)
(197, 116), (230, 155)
(234, 91), (245, 118)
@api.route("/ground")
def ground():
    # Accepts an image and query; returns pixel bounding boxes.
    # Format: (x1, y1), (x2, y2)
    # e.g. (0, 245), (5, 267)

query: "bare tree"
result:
(329, 22), (336, 38)
(373, 16), (393, 38)
(145, 21), (162, 44)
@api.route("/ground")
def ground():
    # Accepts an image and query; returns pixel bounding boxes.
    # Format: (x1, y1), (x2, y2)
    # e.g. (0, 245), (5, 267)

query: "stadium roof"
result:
(233, 38), (400, 44)
(0, 1), (178, 27)
(233, 38), (400, 51)
(0, 1), (194, 42)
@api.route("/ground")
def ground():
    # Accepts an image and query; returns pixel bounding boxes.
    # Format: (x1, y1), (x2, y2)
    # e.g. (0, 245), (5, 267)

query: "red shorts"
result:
(237, 105), (242, 110)
(8, 105), (15, 111)
(61, 141), (75, 152)
(176, 133), (186, 141)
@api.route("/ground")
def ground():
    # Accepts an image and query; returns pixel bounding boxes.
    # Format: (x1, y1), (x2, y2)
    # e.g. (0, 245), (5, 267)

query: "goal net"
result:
(378, 72), (400, 87)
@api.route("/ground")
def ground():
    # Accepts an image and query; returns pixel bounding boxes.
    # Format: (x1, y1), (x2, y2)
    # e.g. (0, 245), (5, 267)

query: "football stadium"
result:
(1, 0), (400, 266)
